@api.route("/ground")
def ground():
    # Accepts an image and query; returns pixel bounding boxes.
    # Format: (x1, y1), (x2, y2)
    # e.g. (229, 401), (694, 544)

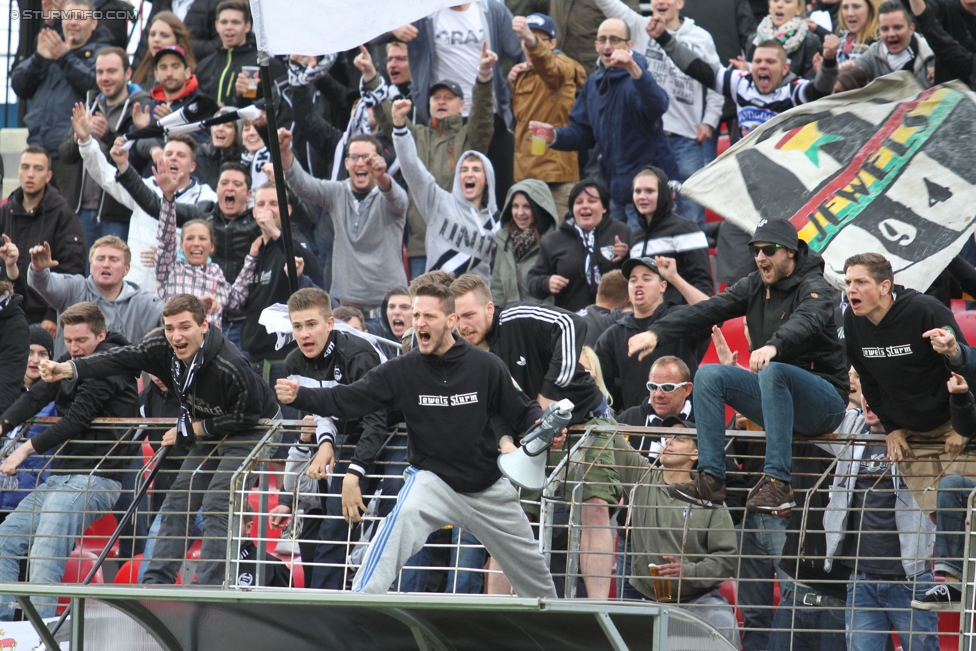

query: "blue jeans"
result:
(309, 433), (410, 590)
(615, 535), (643, 600)
(222, 320), (247, 357)
(846, 572), (940, 651)
(934, 475), (976, 579)
(610, 199), (640, 230)
(739, 511), (788, 650)
(667, 133), (708, 230)
(770, 590), (847, 651)
(693, 363), (847, 482)
(397, 527), (487, 594)
(408, 256), (427, 281)
(137, 509), (204, 583)
(0, 473), (121, 619)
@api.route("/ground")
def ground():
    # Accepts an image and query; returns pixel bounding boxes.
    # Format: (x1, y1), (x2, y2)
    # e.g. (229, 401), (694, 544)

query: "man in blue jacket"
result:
(529, 18), (677, 226)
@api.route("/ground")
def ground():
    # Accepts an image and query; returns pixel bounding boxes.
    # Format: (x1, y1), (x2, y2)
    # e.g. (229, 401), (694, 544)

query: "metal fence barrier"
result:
(0, 416), (973, 650)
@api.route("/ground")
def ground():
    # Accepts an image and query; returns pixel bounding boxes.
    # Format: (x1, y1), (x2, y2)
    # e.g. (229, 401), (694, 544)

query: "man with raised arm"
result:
(39, 293), (280, 586)
(275, 274), (559, 598)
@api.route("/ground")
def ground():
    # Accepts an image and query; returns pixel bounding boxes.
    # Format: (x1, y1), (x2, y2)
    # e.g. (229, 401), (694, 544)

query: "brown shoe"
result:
(668, 472), (726, 508)
(746, 475), (796, 512)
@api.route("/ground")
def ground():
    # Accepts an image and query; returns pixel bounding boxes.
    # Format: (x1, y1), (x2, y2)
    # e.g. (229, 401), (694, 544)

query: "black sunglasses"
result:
(749, 243), (784, 258)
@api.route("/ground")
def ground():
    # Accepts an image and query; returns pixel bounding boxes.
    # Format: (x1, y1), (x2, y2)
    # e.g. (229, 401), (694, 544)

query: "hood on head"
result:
(452, 149), (497, 214)
(634, 166), (675, 232)
(499, 179), (558, 235)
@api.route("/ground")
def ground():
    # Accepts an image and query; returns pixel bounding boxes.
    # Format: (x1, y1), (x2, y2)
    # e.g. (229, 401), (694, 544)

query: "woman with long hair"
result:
(835, 0), (880, 63)
(131, 12), (197, 88)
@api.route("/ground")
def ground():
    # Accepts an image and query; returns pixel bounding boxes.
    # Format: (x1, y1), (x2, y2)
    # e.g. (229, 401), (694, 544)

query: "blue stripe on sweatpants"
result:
(354, 465), (419, 591)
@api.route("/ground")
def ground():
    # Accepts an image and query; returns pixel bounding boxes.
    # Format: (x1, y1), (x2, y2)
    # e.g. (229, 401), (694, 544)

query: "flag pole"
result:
(258, 49), (299, 294)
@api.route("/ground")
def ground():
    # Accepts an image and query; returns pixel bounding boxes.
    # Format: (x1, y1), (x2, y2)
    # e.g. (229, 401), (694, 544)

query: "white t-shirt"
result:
(432, 5), (484, 117)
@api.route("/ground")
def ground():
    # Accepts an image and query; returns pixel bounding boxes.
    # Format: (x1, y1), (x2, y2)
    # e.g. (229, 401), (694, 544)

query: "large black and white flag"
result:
(683, 72), (976, 291)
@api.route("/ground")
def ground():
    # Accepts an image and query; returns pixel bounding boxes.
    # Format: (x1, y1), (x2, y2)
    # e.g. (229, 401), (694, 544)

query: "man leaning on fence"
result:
(40, 294), (281, 586)
(611, 429), (739, 645)
(0, 302), (137, 619)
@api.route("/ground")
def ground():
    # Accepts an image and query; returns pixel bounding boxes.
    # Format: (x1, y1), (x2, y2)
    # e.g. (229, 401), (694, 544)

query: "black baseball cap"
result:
(622, 256), (661, 279)
(429, 79), (463, 101)
(748, 218), (799, 251)
(154, 44), (188, 67)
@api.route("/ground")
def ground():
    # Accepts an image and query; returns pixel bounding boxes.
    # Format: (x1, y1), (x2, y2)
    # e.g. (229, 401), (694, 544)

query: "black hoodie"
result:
(594, 303), (708, 411)
(651, 241), (849, 400)
(0, 293), (28, 414)
(527, 214), (632, 312)
(70, 327), (279, 439)
(626, 167), (714, 306)
(291, 337), (542, 494)
(2, 332), (138, 482)
(846, 286), (965, 433)
(0, 184), (87, 323)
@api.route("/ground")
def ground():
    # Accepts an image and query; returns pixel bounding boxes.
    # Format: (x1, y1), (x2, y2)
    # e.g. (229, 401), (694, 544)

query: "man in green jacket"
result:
(613, 429), (739, 645)
(355, 44), (495, 279)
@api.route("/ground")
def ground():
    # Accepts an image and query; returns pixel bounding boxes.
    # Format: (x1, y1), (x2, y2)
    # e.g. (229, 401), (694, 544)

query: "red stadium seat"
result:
(58, 550), (104, 614)
(77, 514), (119, 560)
(700, 316), (750, 367)
(955, 311), (976, 346)
(114, 554), (143, 584)
(269, 549), (304, 588)
(718, 579), (743, 627)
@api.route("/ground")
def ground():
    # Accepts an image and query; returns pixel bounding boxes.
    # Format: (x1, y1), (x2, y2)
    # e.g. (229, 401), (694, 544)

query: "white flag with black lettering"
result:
(250, 0), (455, 56)
(682, 72), (976, 291)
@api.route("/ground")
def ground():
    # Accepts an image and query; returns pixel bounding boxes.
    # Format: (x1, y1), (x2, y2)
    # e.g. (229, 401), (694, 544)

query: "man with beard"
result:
(628, 218), (848, 512)
(275, 275), (558, 598)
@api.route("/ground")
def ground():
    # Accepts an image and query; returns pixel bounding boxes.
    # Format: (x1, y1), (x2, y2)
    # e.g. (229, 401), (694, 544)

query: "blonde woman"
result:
(835, 0), (880, 63)
(580, 346), (613, 414)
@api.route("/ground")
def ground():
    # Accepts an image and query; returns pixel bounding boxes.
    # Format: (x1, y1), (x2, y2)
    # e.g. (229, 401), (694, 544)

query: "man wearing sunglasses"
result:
(627, 218), (849, 512)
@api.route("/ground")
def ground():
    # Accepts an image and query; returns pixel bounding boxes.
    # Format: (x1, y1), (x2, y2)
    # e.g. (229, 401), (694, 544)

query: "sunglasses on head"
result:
(646, 381), (690, 394)
(749, 243), (784, 258)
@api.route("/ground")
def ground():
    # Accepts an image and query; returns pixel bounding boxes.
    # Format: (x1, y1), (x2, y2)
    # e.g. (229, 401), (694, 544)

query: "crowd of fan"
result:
(1, 0), (976, 648)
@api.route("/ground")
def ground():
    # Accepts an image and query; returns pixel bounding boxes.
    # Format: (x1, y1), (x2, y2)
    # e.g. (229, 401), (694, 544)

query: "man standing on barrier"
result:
(627, 218), (849, 512)
(40, 294), (281, 586)
(0, 302), (137, 618)
(275, 274), (559, 597)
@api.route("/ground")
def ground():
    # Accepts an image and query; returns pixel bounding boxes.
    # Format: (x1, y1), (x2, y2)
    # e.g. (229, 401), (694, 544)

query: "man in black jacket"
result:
(39, 293), (281, 585)
(275, 276), (558, 598)
(0, 147), (87, 329)
(271, 287), (398, 590)
(0, 302), (137, 619)
(450, 273), (619, 599)
(844, 252), (974, 515)
(0, 283), (29, 414)
(629, 218), (849, 512)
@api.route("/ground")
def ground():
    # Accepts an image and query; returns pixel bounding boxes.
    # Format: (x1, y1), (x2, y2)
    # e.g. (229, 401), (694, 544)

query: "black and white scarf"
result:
(573, 223), (601, 292)
(171, 338), (206, 446)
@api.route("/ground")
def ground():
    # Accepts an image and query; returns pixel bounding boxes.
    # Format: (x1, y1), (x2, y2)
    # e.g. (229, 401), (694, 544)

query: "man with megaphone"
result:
(276, 273), (560, 598)
(450, 273), (621, 599)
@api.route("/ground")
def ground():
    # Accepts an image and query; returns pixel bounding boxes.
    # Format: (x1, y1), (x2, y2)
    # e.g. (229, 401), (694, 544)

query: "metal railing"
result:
(0, 415), (972, 650)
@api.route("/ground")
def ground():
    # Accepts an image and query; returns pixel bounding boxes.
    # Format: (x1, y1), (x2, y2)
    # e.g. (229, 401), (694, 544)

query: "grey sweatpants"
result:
(352, 467), (558, 598)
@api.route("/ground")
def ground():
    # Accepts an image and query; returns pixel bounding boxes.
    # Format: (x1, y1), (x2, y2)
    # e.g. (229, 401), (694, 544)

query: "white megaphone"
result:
(498, 398), (574, 491)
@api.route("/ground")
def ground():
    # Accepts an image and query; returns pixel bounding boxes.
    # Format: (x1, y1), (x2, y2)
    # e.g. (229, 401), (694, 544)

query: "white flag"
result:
(250, 0), (456, 56)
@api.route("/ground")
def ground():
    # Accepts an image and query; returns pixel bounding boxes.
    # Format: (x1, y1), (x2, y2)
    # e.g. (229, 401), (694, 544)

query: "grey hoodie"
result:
(28, 267), (163, 359)
(490, 179), (558, 306)
(283, 159), (408, 305)
(393, 125), (499, 280)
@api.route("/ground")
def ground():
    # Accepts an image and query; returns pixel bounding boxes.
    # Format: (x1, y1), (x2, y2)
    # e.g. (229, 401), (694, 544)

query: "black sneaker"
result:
(668, 472), (726, 508)
(746, 475), (796, 512)
(912, 583), (962, 611)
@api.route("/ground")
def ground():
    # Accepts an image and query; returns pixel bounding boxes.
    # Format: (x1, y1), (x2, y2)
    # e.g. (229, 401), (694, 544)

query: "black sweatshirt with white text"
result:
(846, 286), (967, 433)
(290, 337), (542, 493)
